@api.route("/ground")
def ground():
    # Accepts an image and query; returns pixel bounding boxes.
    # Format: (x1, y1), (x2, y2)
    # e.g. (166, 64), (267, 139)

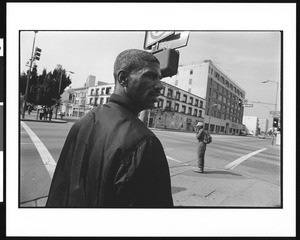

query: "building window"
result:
(161, 87), (166, 96)
(199, 101), (203, 108)
(167, 89), (173, 98)
(188, 88), (191, 93)
(213, 81), (218, 90)
(181, 105), (186, 114)
(189, 79), (193, 85)
(189, 97), (193, 105)
(212, 91), (217, 99)
(106, 87), (112, 95)
(188, 107), (192, 115)
(100, 98), (104, 105)
(182, 94), (187, 103)
(218, 94), (223, 102)
(190, 69), (193, 75)
(158, 99), (164, 108)
(198, 110), (202, 118)
(194, 109), (198, 116)
(175, 91), (180, 100)
(175, 103), (179, 112)
(195, 99), (199, 107)
(90, 89), (94, 95)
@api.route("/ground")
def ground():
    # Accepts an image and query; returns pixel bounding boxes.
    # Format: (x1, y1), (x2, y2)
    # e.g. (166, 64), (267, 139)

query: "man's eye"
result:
(147, 73), (158, 80)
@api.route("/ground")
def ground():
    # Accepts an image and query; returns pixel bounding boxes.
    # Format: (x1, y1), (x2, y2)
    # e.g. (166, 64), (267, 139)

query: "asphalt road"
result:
(20, 120), (281, 206)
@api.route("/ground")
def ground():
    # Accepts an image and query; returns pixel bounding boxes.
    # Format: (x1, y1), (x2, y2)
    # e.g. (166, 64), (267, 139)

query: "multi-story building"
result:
(70, 86), (89, 117)
(151, 82), (205, 131)
(85, 75), (96, 88)
(258, 118), (269, 134)
(163, 60), (246, 134)
(243, 116), (259, 136)
(86, 83), (114, 107)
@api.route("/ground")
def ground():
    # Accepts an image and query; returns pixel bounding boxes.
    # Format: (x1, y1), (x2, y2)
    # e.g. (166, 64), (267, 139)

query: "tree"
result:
(19, 66), (72, 107)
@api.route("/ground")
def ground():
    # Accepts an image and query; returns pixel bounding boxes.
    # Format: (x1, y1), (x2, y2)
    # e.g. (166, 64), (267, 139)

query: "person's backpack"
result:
(204, 131), (212, 144)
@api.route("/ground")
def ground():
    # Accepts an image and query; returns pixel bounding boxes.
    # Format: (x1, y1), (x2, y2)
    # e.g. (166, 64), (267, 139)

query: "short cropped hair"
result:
(113, 49), (160, 82)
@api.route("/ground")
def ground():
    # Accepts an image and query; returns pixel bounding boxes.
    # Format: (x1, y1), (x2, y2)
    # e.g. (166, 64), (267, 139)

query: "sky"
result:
(20, 30), (281, 124)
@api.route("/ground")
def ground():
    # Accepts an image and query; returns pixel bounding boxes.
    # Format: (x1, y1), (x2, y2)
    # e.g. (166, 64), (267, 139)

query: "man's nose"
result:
(154, 80), (163, 91)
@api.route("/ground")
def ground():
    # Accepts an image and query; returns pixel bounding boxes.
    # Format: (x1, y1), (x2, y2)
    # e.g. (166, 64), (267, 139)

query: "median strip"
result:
(21, 121), (56, 179)
(225, 148), (267, 170)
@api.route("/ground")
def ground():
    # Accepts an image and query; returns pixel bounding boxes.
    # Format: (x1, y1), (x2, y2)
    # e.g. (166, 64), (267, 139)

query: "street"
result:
(20, 119), (281, 207)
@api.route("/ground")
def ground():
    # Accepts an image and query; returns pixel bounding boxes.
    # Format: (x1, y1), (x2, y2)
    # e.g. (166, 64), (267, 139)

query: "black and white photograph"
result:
(6, 2), (296, 238)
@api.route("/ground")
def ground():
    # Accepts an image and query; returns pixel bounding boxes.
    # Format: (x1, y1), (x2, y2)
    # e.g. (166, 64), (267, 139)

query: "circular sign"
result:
(144, 31), (175, 49)
(149, 31), (167, 39)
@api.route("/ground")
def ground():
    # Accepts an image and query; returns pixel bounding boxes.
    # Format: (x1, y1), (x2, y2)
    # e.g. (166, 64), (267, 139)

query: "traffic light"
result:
(273, 117), (279, 128)
(238, 98), (242, 106)
(153, 48), (179, 78)
(34, 47), (42, 61)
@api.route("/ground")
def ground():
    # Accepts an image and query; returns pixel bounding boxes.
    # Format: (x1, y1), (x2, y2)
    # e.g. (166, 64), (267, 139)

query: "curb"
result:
(21, 119), (68, 124)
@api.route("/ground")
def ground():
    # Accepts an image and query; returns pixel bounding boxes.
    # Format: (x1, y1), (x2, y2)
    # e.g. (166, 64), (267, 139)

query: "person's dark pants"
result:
(197, 141), (206, 170)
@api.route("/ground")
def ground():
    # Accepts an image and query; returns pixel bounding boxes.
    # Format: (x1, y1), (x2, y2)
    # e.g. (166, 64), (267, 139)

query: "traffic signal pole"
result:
(22, 31), (37, 119)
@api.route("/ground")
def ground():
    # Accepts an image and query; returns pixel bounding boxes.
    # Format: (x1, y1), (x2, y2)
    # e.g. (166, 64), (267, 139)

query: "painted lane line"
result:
(20, 121), (56, 179)
(225, 148), (267, 170)
(166, 155), (181, 163)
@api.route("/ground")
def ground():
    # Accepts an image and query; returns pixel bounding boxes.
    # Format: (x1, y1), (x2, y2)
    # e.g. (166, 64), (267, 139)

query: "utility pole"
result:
(22, 31), (38, 119)
(261, 80), (279, 145)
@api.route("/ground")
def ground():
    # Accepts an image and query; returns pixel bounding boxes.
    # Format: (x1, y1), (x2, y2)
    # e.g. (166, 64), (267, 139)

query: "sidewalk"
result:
(20, 111), (79, 123)
(170, 165), (280, 207)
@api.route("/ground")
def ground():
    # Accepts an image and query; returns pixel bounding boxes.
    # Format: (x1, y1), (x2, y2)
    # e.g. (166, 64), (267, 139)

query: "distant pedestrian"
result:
(49, 107), (53, 121)
(43, 107), (48, 120)
(194, 122), (212, 173)
(28, 105), (32, 115)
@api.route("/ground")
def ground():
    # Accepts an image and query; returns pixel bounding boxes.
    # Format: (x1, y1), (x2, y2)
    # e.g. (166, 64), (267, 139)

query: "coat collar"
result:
(109, 93), (141, 116)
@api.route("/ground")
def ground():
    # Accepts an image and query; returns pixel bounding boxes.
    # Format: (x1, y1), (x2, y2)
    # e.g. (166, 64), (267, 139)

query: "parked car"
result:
(239, 130), (247, 136)
(258, 134), (266, 139)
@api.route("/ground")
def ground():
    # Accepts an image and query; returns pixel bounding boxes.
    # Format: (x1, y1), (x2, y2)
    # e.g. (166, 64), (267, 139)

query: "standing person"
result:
(46, 49), (174, 207)
(48, 107), (53, 121)
(194, 122), (210, 173)
(43, 106), (48, 120)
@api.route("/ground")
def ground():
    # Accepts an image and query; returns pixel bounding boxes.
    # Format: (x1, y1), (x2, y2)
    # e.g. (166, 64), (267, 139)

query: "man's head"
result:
(113, 49), (163, 111)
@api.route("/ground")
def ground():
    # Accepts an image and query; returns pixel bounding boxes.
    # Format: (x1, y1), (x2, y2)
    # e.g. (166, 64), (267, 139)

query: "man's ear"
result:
(117, 70), (128, 87)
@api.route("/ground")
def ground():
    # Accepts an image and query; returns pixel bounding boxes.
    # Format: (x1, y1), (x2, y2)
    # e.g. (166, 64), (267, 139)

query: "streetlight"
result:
(22, 31), (38, 119)
(261, 79), (279, 145)
(207, 103), (217, 133)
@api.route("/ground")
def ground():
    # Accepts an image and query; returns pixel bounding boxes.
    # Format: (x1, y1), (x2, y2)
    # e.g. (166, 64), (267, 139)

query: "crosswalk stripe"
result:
(225, 148), (267, 170)
(20, 121), (56, 179)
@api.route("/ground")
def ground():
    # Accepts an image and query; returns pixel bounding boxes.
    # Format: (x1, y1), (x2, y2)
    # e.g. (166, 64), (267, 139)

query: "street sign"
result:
(144, 31), (175, 49)
(157, 31), (190, 50)
(243, 104), (253, 107)
(269, 111), (280, 117)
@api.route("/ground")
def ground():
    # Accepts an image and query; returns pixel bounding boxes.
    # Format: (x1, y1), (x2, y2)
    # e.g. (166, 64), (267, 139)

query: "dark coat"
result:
(46, 94), (173, 208)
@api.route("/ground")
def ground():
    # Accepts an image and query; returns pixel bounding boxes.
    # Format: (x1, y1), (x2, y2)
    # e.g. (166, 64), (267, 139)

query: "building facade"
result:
(163, 60), (246, 134)
(150, 81), (205, 131)
(258, 118), (269, 134)
(86, 83), (114, 107)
